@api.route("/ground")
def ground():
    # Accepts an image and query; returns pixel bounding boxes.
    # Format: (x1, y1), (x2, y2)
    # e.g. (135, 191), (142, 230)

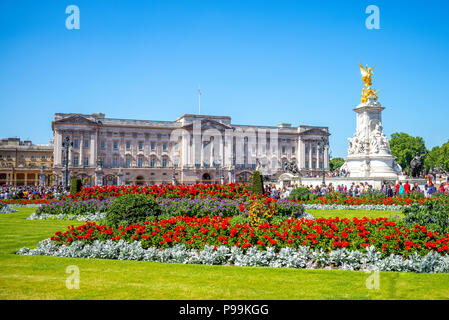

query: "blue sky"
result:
(0, 0), (448, 158)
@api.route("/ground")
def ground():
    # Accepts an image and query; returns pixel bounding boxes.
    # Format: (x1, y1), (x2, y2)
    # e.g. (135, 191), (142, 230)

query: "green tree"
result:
(329, 157), (345, 171)
(251, 171), (264, 195)
(424, 146), (440, 172)
(424, 140), (449, 172)
(389, 132), (427, 172)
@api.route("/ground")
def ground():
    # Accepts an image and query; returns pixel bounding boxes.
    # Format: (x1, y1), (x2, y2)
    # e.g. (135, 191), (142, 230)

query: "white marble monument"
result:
(341, 64), (403, 178)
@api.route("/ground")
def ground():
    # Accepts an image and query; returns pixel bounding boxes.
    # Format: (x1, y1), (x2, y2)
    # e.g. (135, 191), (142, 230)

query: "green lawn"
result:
(0, 208), (448, 300)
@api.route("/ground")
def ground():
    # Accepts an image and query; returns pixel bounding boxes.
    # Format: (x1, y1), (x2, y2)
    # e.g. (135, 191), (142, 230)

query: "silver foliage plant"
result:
(303, 204), (403, 211)
(0, 205), (18, 214)
(16, 240), (449, 273)
(27, 212), (106, 221)
(6, 204), (43, 208)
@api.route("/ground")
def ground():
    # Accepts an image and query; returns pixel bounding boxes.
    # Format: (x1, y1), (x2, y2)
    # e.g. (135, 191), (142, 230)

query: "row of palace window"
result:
(305, 161), (324, 169)
(73, 139), (90, 149)
(71, 139), (174, 153)
(106, 141), (172, 152)
(70, 156), (175, 168)
(0, 155), (51, 160)
(72, 141), (296, 155)
(235, 145), (295, 155)
(305, 147), (325, 154)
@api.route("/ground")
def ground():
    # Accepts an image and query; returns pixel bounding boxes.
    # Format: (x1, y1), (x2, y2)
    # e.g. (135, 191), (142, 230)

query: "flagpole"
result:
(198, 86), (201, 115)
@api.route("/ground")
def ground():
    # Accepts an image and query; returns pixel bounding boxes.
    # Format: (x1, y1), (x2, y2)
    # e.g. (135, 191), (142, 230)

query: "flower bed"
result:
(31, 196), (309, 221)
(35, 199), (114, 216)
(46, 216), (449, 258)
(303, 204), (403, 211)
(0, 199), (57, 206)
(65, 183), (252, 201)
(300, 195), (449, 206)
(17, 241), (449, 273)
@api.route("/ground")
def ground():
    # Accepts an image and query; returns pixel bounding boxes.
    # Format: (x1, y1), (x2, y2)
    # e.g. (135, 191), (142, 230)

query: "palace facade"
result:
(0, 138), (54, 185)
(51, 113), (330, 186)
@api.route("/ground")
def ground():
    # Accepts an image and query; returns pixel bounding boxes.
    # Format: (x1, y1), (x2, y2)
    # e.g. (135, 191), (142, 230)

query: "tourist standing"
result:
(398, 182), (405, 195)
(428, 183), (436, 196)
(404, 181), (411, 193)
(386, 184), (394, 197)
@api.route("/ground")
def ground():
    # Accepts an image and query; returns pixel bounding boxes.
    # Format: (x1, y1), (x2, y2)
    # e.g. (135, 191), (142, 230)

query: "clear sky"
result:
(0, 0), (448, 158)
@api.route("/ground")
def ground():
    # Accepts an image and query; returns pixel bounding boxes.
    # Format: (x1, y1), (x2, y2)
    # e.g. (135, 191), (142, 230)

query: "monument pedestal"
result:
(345, 154), (401, 178)
(342, 95), (403, 179)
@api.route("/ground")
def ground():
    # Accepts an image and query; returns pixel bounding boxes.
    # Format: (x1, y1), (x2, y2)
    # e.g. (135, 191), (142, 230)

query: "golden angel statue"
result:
(359, 63), (378, 103)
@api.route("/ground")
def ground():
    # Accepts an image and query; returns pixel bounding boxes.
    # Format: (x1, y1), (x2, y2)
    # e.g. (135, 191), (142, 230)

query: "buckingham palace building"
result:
(51, 113), (330, 186)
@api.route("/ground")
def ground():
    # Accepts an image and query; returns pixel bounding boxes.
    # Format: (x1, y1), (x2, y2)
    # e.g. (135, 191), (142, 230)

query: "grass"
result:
(0, 208), (448, 300)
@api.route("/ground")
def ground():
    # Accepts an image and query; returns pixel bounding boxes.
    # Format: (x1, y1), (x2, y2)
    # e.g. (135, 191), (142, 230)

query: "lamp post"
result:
(62, 136), (73, 190)
(218, 164), (225, 184)
(172, 166), (177, 185)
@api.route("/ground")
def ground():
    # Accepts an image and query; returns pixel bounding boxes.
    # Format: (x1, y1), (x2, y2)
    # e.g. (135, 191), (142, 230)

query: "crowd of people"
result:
(302, 168), (351, 178)
(264, 180), (449, 200)
(1, 178), (449, 201)
(0, 185), (67, 200)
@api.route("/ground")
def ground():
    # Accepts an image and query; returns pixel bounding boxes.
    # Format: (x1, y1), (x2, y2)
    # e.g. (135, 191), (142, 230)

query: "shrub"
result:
(403, 201), (449, 234)
(287, 187), (313, 202)
(70, 178), (83, 195)
(251, 171), (264, 195)
(105, 194), (161, 227)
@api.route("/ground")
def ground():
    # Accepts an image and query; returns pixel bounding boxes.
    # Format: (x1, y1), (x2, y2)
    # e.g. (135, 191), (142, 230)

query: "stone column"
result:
(299, 140), (305, 169)
(39, 168), (46, 186)
(182, 135), (188, 168)
(90, 131), (97, 168)
(210, 140), (214, 166)
(324, 145), (329, 170)
(224, 131), (232, 167)
(79, 131), (84, 167)
(54, 130), (62, 166)
(200, 141), (204, 167)
(316, 142), (320, 170)
(220, 135), (224, 166)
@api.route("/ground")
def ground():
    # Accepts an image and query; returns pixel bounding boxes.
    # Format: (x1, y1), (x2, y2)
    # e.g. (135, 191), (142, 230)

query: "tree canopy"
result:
(329, 157), (345, 171)
(424, 140), (449, 172)
(389, 132), (427, 172)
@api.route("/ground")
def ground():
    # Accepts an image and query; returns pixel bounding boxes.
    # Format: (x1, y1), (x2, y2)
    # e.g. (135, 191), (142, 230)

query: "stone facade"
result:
(51, 113), (330, 186)
(0, 138), (54, 185)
